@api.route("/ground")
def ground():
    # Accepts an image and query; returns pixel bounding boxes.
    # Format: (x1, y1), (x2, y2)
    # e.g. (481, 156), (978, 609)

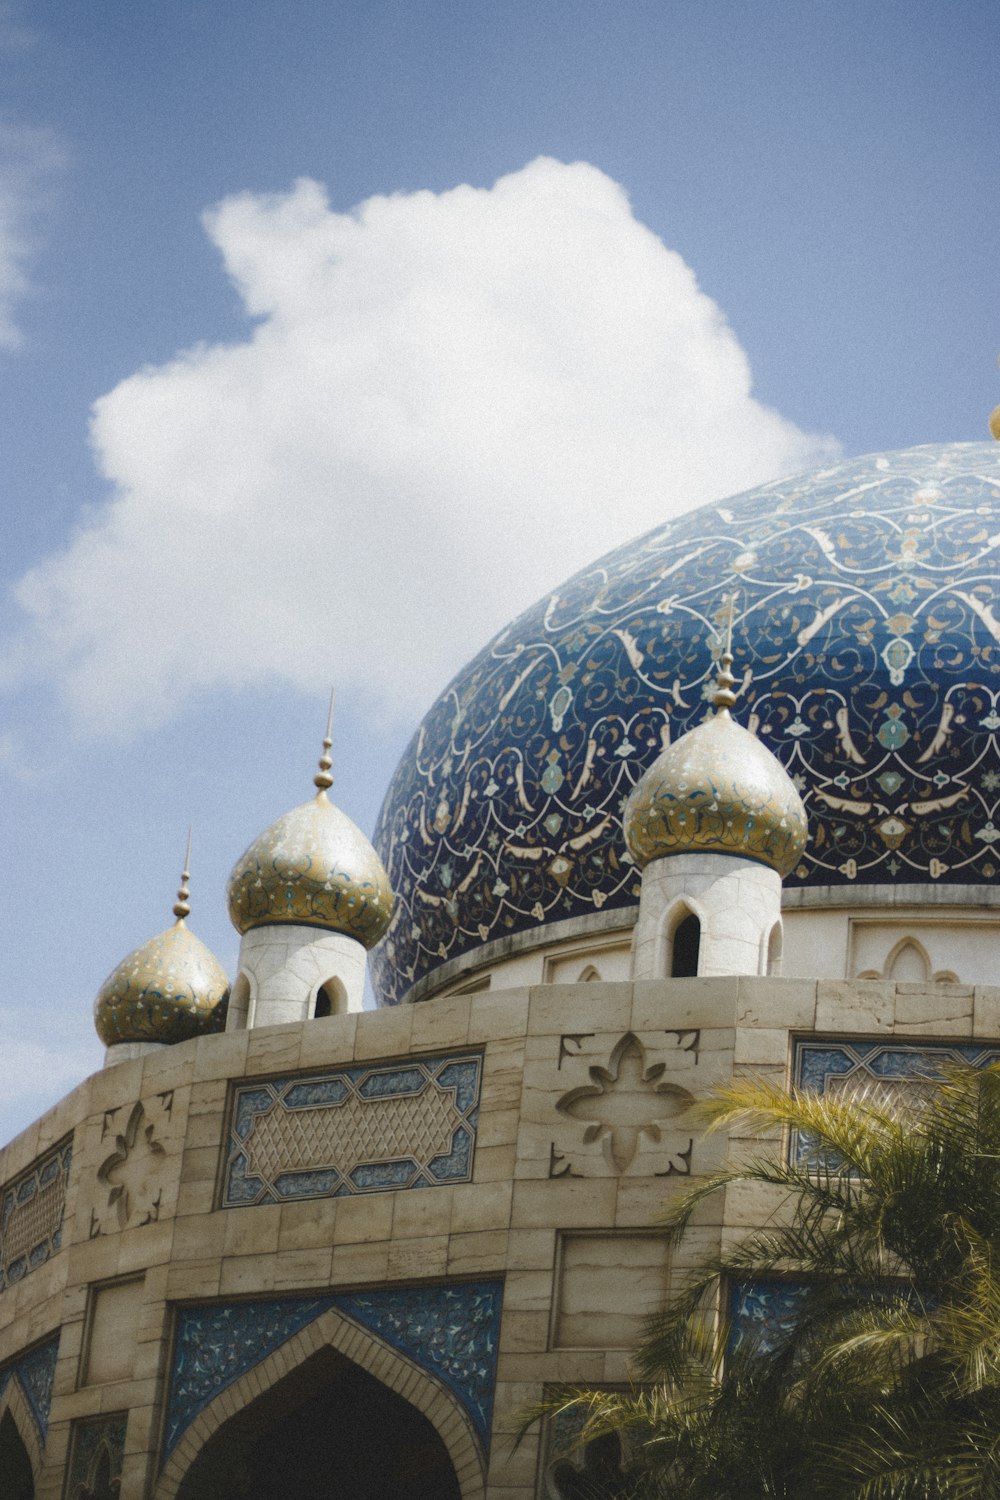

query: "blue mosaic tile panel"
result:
(0, 1335), (59, 1439)
(371, 444), (1000, 1004)
(337, 1282), (502, 1441)
(164, 1280), (503, 1459)
(66, 1411), (127, 1499)
(792, 1038), (1000, 1166)
(728, 1278), (811, 1360)
(221, 1052), (482, 1207)
(795, 1037), (1000, 1096)
(164, 1297), (333, 1455)
(0, 1139), (72, 1292)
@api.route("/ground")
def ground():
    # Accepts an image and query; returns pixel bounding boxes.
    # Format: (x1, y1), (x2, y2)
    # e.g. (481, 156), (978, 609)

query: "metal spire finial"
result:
(314, 688), (335, 792)
(712, 592), (738, 712)
(173, 827), (192, 922)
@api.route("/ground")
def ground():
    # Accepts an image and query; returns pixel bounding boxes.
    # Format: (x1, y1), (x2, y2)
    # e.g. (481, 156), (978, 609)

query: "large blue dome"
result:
(373, 443), (1000, 1005)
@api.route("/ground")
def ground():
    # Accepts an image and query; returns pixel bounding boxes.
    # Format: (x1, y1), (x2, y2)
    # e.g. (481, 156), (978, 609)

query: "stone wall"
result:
(1, 976), (998, 1497)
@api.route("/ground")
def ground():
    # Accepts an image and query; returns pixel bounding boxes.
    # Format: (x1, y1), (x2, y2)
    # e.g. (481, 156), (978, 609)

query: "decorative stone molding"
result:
(551, 1031), (698, 1177)
(222, 1052), (482, 1206)
(94, 1100), (168, 1233)
(0, 1139), (72, 1290)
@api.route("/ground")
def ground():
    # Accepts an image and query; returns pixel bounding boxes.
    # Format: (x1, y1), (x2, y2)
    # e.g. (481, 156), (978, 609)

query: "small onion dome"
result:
(226, 701), (394, 946)
(94, 846), (230, 1046)
(624, 642), (808, 878)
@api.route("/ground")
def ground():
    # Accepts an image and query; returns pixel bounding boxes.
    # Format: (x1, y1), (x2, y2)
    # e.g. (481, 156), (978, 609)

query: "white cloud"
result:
(8, 158), (838, 732)
(0, 119), (62, 349)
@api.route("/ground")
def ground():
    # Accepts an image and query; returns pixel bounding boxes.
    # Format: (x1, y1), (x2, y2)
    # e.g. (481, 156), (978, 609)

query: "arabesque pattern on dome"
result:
(373, 444), (1000, 1006)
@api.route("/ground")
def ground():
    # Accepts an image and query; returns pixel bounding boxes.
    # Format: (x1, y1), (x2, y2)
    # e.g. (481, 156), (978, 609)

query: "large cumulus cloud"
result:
(10, 158), (838, 732)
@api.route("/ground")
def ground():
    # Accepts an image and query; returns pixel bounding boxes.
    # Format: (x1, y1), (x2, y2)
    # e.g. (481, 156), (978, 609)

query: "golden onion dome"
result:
(623, 632), (808, 878)
(94, 841), (230, 1047)
(226, 698), (394, 947)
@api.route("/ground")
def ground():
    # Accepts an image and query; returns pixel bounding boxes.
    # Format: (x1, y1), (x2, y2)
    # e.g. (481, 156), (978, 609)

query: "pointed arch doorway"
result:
(174, 1345), (462, 1500)
(0, 1409), (35, 1500)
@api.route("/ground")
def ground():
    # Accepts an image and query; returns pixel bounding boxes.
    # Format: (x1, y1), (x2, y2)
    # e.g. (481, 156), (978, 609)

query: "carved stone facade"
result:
(2, 974), (996, 1497)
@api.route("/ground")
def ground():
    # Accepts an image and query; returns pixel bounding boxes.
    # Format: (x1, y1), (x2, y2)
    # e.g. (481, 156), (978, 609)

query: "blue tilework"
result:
(794, 1038), (1000, 1096)
(222, 1053), (482, 1207)
(337, 1281), (502, 1441)
(0, 1336), (59, 1439)
(163, 1281), (503, 1459)
(0, 1139), (72, 1291)
(791, 1039), (1000, 1168)
(67, 1412), (127, 1496)
(372, 443), (1000, 1004)
(164, 1298), (333, 1455)
(728, 1279), (811, 1359)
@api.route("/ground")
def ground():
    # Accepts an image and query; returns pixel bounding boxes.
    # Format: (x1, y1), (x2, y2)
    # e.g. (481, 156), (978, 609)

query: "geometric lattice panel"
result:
(221, 1053), (482, 1206)
(0, 1335), (60, 1439)
(0, 1138), (72, 1292)
(791, 1038), (1000, 1165)
(163, 1280), (503, 1459)
(795, 1037), (1000, 1098)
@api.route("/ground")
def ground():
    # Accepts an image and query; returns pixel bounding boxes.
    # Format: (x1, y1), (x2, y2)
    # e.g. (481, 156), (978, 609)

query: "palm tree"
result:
(530, 1065), (1000, 1499)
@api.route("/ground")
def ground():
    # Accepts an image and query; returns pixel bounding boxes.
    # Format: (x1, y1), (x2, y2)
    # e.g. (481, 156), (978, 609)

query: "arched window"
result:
(314, 977), (347, 1019)
(0, 1410), (34, 1500)
(671, 913), (701, 977)
(767, 921), (783, 975)
(227, 974), (251, 1031)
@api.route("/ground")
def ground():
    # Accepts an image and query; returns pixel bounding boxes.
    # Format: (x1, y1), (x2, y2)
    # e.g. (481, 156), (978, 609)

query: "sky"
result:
(0, 0), (995, 1145)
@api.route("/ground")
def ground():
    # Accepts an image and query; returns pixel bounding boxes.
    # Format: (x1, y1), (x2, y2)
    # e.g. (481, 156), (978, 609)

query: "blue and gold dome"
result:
(373, 443), (1000, 1006)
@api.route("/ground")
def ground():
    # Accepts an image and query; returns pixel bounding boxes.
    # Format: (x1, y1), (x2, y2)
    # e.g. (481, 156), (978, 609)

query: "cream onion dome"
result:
(226, 704), (394, 947)
(623, 639), (808, 878)
(94, 843), (230, 1047)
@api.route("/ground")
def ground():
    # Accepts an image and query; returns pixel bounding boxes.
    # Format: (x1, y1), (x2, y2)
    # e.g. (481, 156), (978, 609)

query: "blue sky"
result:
(0, 0), (995, 1143)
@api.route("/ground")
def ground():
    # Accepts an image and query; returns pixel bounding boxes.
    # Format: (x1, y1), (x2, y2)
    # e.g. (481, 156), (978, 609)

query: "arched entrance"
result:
(175, 1346), (462, 1500)
(0, 1409), (34, 1500)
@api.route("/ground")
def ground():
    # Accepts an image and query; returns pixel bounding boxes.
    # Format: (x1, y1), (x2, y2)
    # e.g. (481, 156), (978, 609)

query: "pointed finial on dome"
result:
(712, 592), (738, 712)
(172, 827), (192, 922)
(990, 355), (1000, 441)
(314, 688), (335, 793)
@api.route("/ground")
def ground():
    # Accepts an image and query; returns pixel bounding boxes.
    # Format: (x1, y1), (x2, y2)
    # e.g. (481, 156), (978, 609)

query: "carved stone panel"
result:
(88, 1092), (179, 1237)
(549, 1030), (701, 1178)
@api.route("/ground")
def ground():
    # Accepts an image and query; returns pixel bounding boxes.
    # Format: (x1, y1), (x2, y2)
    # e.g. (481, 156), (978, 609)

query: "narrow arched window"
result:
(228, 973), (251, 1030)
(671, 913), (700, 977)
(314, 977), (347, 1018)
(767, 922), (783, 976)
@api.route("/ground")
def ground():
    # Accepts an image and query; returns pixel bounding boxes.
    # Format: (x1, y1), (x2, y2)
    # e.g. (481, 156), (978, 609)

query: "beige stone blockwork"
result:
(815, 979), (897, 1033)
(551, 1230), (670, 1349)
